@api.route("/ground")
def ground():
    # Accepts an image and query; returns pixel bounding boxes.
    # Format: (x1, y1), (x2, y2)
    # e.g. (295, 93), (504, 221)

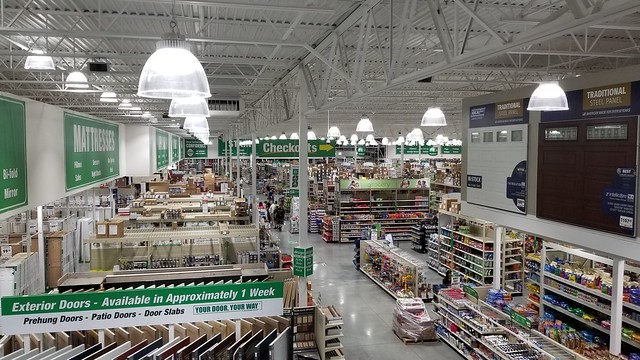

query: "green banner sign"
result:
(395, 144), (439, 156)
(184, 138), (209, 158)
(442, 145), (462, 155)
(218, 139), (252, 157)
(257, 140), (335, 158)
(290, 166), (299, 190)
(356, 146), (366, 157)
(0, 281), (284, 335)
(64, 113), (119, 191)
(293, 246), (313, 277)
(0, 97), (27, 214)
(339, 178), (430, 190)
(510, 309), (533, 328)
(171, 135), (180, 163)
(156, 129), (169, 170)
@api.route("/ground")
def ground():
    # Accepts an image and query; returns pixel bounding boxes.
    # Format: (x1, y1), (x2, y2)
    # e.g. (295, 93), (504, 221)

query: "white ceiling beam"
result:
(454, 0), (507, 44)
(507, 49), (640, 58)
(110, 0), (336, 14)
(0, 28), (307, 47)
(301, 0), (640, 115)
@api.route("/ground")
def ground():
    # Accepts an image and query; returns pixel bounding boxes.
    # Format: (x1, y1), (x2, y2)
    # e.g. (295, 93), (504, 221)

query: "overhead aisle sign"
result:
(257, 140), (335, 158)
(155, 129), (169, 170)
(184, 138), (209, 158)
(0, 281), (284, 335)
(64, 113), (119, 191)
(0, 97), (27, 214)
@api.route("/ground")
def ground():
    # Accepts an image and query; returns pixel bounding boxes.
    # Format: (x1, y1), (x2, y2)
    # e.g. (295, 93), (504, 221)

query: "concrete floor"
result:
(269, 227), (462, 360)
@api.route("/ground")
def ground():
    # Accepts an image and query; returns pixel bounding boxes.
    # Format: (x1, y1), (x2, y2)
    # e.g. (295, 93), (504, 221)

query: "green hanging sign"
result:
(442, 146), (462, 154)
(0, 96), (27, 214)
(64, 113), (119, 191)
(356, 146), (366, 157)
(395, 145), (438, 156)
(257, 140), (335, 158)
(155, 129), (169, 170)
(218, 138), (252, 157)
(184, 138), (209, 158)
(171, 135), (180, 163)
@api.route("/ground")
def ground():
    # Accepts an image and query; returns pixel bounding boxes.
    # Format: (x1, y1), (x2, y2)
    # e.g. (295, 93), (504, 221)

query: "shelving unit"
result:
(308, 207), (326, 234)
(360, 240), (431, 301)
(437, 222), (495, 286)
(502, 230), (525, 295)
(321, 216), (339, 243)
(337, 186), (431, 243)
(434, 287), (588, 360)
(315, 305), (344, 360)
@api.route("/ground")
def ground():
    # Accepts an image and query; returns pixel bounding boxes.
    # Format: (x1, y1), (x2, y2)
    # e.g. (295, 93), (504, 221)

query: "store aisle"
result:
(268, 227), (461, 360)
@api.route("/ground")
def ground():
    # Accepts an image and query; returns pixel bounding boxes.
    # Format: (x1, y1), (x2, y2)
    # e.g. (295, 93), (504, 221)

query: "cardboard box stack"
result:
(439, 198), (461, 213)
(95, 219), (125, 238)
(203, 174), (215, 191)
(186, 177), (200, 195)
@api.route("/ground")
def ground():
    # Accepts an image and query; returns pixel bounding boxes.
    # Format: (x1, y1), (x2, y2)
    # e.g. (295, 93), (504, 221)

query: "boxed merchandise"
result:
(95, 221), (109, 238)
(107, 219), (125, 238)
(392, 298), (437, 341)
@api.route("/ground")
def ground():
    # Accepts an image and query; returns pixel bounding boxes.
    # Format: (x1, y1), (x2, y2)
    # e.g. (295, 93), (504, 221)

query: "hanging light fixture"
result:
(25, 51), (55, 70)
(327, 126), (341, 139)
(421, 107), (447, 126)
(307, 127), (317, 140)
(350, 134), (359, 142)
(255, 139), (260, 144)
(138, 20), (210, 99)
(183, 116), (208, 132)
(356, 116), (374, 132)
(527, 82), (569, 111)
(358, 139), (365, 145)
(381, 137), (389, 145)
(290, 132), (299, 140)
(338, 135), (347, 144)
(279, 132), (287, 140)
(65, 71), (89, 89)
(169, 97), (210, 117)
(270, 135), (277, 140)
(365, 134), (375, 142)
(410, 128), (424, 142)
(100, 91), (118, 103)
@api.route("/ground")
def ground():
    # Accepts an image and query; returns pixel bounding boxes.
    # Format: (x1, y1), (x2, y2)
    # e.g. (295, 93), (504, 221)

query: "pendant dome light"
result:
(25, 53), (55, 70)
(421, 107), (447, 126)
(183, 116), (209, 133)
(408, 128), (424, 142)
(356, 115), (374, 132)
(100, 91), (118, 103)
(138, 20), (210, 99)
(381, 137), (389, 145)
(365, 134), (375, 143)
(358, 139), (365, 145)
(350, 134), (359, 142)
(307, 127), (317, 140)
(270, 135), (277, 140)
(169, 97), (210, 117)
(338, 135), (347, 145)
(65, 71), (89, 89)
(290, 132), (299, 140)
(279, 132), (287, 140)
(527, 81), (569, 111)
(327, 126), (341, 139)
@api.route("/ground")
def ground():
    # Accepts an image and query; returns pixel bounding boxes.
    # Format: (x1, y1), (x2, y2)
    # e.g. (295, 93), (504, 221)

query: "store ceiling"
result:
(0, 0), (639, 140)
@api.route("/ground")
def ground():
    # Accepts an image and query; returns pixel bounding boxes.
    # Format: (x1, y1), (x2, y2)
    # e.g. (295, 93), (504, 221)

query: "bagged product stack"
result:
(392, 298), (437, 342)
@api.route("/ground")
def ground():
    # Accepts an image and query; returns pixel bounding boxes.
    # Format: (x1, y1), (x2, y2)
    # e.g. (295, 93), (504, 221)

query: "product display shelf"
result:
(315, 305), (345, 360)
(435, 288), (558, 360)
(502, 231), (525, 295)
(321, 216), (339, 243)
(360, 240), (430, 301)
(427, 233), (442, 274)
(439, 229), (494, 286)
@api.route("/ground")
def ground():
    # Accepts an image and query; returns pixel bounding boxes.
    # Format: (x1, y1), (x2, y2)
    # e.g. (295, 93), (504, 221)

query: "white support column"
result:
(610, 258), (624, 355)
(493, 226), (503, 290)
(36, 206), (45, 292)
(236, 126), (241, 198)
(235, 319), (242, 341)
(252, 134), (258, 225)
(22, 335), (29, 352)
(298, 67), (310, 307)
(400, 142), (405, 175)
(168, 324), (175, 341)
(98, 329), (105, 345)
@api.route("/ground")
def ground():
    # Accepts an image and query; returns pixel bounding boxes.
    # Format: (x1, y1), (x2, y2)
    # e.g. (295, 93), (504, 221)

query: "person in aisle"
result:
(265, 201), (272, 223)
(268, 202), (277, 226)
(443, 269), (452, 287)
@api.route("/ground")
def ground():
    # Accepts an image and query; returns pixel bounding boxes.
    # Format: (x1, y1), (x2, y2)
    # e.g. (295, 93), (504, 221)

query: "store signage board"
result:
(356, 146), (366, 157)
(467, 175), (482, 189)
(462, 285), (478, 301)
(155, 129), (169, 170)
(184, 139), (209, 159)
(0, 281), (283, 335)
(441, 146), (461, 155)
(602, 167), (636, 236)
(293, 246), (313, 277)
(64, 113), (119, 192)
(510, 310), (532, 328)
(217, 138), (252, 157)
(171, 135), (180, 163)
(542, 82), (640, 122)
(257, 140), (335, 158)
(0, 97), (27, 214)
(339, 179), (430, 190)
(290, 166), (299, 192)
(394, 145), (439, 156)
(469, 99), (529, 128)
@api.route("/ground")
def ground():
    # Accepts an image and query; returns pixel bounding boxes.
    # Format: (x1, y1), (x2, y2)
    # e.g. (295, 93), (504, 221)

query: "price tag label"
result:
(1, 245), (12, 259)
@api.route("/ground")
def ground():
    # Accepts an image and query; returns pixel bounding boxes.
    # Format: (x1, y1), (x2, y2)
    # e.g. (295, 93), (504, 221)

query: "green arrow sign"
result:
(0, 96), (27, 214)
(257, 140), (335, 158)
(64, 113), (119, 191)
